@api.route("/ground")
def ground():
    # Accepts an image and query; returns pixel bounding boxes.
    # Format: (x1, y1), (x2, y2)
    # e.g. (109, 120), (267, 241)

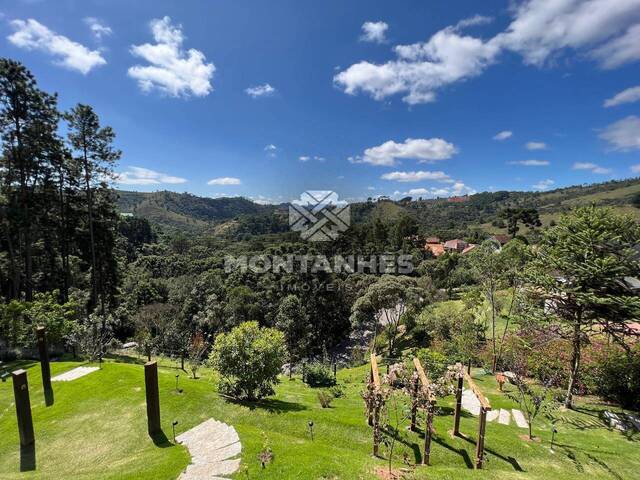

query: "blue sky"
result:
(2, 0), (640, 203)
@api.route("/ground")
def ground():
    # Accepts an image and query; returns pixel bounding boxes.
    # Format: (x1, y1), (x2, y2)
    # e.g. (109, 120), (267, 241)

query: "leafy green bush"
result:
(302, 362), (336, 387)
(329, 384), (346, 398)
(586, 345), (640, 410)
(209, 321), (286, 400)
(414, 348), (448, 380)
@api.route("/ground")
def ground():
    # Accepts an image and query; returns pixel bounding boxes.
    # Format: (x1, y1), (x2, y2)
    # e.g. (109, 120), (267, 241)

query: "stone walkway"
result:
(52, 366), (99, 382)
(176, 419), (242, 480)
(461, 388), (529, 429)
(603, 411), (640, 432)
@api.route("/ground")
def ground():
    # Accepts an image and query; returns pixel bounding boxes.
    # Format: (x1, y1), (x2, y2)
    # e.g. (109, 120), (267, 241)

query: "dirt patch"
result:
(374, 466), (405, 480)
(519, 434), (542, 442)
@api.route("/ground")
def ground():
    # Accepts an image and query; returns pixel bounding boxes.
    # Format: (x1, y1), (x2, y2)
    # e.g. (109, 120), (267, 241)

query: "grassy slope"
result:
(0, 359), (638, 479)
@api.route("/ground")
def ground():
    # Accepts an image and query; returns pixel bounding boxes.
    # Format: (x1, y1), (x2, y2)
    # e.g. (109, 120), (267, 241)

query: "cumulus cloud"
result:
(599, 116), (640, 151)
(128, 16), (215, 97)
(207, 177), (241, 185)
(631, 164), (640, 173)
(572, 162), (612, 174)
(493, 130), (513, 140)
(508, 159), (550, 166)
(8, 19), (106, 74)
(351, 138), (458, 166)
(245, 83), (276, 98)
(84, 17), (112, 40)
(115, 166), (187, 185)
(604, 85), (640, 107)
(455, 15), (493, 30)
(525, 141), (547, 150)
(380, 170), (453, 183)
(335, 0), (640, 104)
(532, 179), (555, 190)
(361, 21), (389, 43)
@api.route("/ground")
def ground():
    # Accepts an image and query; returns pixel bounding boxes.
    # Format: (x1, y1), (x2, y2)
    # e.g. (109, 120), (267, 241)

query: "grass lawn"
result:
(0, 358), (638, 479)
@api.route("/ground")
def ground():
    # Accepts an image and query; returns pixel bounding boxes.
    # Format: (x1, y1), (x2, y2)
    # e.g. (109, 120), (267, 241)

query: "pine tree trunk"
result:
(564, 319), (582, 409)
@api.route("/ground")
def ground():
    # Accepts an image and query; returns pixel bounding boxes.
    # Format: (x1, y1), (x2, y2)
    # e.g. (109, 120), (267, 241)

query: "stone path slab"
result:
(511, 409), (529, 429)
(461, 388), (481, 416)
(486, 410), (500, 422)
(176, 418), (242, 480)
(498, 408), (511, 425)
(52, 366), (99, 382)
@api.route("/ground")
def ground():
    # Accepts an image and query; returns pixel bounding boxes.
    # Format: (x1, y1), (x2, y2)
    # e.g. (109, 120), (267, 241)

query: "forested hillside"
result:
(116, 177), (640, 238)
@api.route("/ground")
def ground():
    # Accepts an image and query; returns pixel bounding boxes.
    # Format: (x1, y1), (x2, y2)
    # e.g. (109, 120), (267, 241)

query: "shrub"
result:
(587, 345), (640, 410)
(209, 321), (286, 401)
(414, 348), (449, 380)
(317, 390), (333, 408)
(329, 384), (346, 398)
(302, 362), (336, 387)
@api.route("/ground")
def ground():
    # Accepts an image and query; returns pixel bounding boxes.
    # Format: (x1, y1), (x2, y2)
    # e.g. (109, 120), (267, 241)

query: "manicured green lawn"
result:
(0, 359), (638, 479)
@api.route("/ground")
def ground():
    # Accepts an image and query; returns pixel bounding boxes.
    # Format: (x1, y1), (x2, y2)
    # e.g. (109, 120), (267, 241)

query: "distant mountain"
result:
(115, 190), (283, 231)
(116, 178), (640, 236)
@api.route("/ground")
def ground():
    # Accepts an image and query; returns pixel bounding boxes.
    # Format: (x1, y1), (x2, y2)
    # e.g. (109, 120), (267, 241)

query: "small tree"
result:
(188, 331), (208, 379)
(499, 207), (542, 238)
(504, 340), (559, 440)
(275, 294), (310, 378)
(210, 321), (286, 401)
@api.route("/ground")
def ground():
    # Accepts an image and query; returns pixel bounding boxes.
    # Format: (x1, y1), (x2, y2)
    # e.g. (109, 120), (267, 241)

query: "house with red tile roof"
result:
(444, 239), (468, 252)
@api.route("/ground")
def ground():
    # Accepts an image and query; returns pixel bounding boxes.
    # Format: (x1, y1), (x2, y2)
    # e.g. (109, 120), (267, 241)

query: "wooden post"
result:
(12, 370), (35, 447)
(333, 362), (337, 382)
(453, 368), (464, 436)
(144, 361), (161, 436)
(423, 408), (434, 466)
(475, 407), (488, 468)
(36, 327), (52, 393)
(410, 376), (419, 432)
(467, 358), (472, 374)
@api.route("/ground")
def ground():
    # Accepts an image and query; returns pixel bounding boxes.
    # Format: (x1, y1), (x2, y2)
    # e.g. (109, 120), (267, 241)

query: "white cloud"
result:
(599, 115), (640, 151)
(604, 85), (640, 107)
(335, 1), (640, 104)
(407, 188), (429, 195)
(84, 17), (112, 40)
(572, 162), (612, 174)
(525, 141), (547, 150)
(631, 164), (640, 173)
(361, 21), (388, 43)
(451, 181), (476, 195)
(128, 16), (215, 97)
(380, 170), (453, 183)
(335, 26), (501, 104)
(207, 177), (241, 185)
(115, 166), (187, 185)
(367, 186), (376, 191)
(245, 83), (276, 98)
(299, 155), (325, 162)
(493, 130), (513, 140)
(264, 144), (277, 151)
(404, 181), (475, 198)
(499, 0), (640, 69)
(353, 138), (458, 166)
(508, 159), (550, 166)
(8, 19), (106, 74)
(532, 179), (555, 190)
(455, 15), (493, 30)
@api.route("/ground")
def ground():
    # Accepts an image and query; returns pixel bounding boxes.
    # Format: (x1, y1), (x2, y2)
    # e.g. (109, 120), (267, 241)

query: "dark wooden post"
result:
(333, 362), (337, 382)
(423, 407), (434, 465)
(410, 376), (419, 431)
(467, 358), (472, 375)
(12, 370), (35, 447)
(475, 407), (488, 469)
(453, 373), (464, 435)
(372, 398), (380, 457)
(144, 361), (161, 436)
(36, 327), (52, 393)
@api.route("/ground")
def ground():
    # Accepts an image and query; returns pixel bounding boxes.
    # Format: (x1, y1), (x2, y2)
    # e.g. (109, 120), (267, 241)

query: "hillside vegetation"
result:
(116, 178), (640, 237)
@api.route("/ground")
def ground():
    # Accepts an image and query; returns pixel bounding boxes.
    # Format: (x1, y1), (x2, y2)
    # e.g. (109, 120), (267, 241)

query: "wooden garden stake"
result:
(475, 407), (488, 469)
(144, 361), (161, 436)
(12, 370), (34, 447)
(36, 327), (52, 394)
(413, 358), (436, 466)
(410, 375), (419, 432)
(370, 353), (382, 457)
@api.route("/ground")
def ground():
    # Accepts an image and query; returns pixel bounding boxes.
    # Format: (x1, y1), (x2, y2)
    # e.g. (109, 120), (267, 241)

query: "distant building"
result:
(426, 243), (445, 257)
(490, 234), (511, 246)
(444, 239), (468, 253)
(461, 244), (478, 255)
(425, 236), (440, 244)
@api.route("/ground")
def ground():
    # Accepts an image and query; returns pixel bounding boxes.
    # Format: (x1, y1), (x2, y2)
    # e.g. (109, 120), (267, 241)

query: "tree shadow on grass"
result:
(584, 452), (623, 480)
(457, 432), (525, 472)
(20, 443), (36, 472)
(150, 430), (174, 448)
(432, 436), (474, 469)
(226, 397), (307, 414)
